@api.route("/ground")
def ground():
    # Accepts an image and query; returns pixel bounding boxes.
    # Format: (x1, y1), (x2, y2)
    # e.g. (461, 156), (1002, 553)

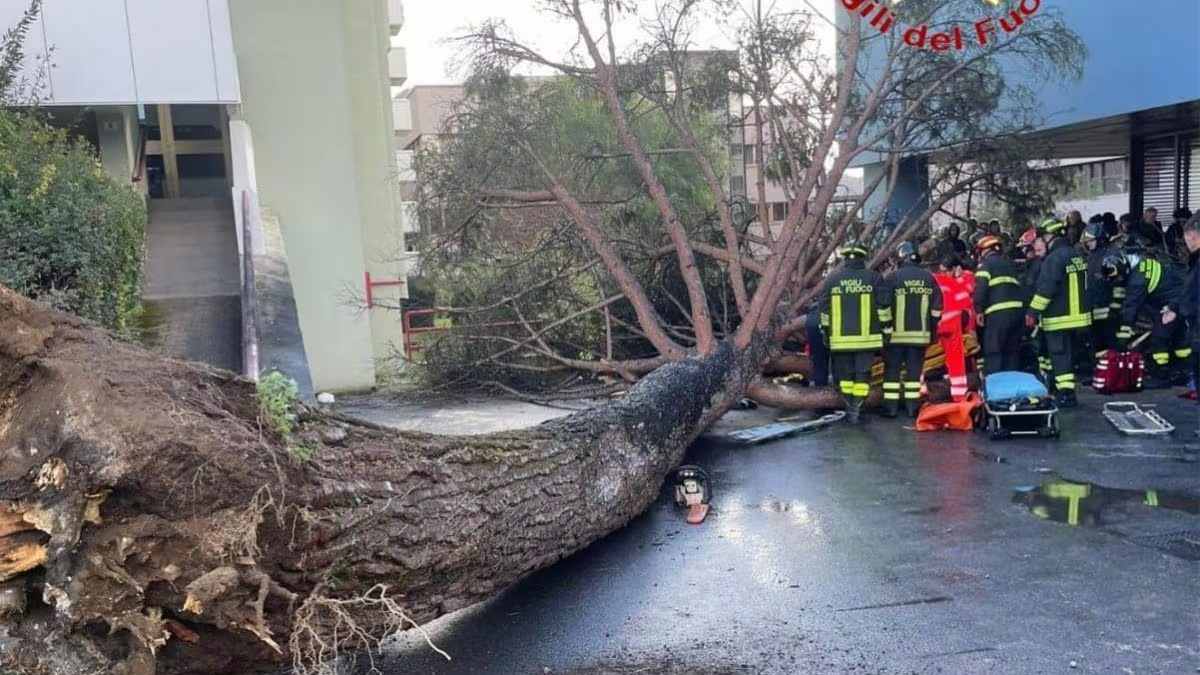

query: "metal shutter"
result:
(1142, 136), (1178, 213)
(1188, 136), (1200, 212)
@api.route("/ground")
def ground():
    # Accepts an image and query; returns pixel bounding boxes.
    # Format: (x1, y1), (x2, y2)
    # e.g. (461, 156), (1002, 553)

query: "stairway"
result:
(139, 197), (242, 371)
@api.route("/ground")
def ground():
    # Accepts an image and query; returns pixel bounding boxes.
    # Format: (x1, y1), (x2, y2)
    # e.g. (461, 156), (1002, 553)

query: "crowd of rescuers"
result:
(809, 206), (1200, 424)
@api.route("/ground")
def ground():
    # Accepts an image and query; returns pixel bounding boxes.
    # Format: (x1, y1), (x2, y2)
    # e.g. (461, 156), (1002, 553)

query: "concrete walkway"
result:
(140, 197), (242, 372)
(340, 388), (1200, 675)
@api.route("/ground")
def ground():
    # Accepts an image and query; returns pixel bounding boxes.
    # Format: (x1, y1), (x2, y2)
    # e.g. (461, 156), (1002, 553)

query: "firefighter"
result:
(820, 240), (891, 423)
(1017, 228), (1050, 377)
(973, 235), (1025, 375)
(1102, 250), (1192, 388)
(1082, 221), (1121, 358)
(881, 241), (943, 418)
(1026, 219), (1092, 407)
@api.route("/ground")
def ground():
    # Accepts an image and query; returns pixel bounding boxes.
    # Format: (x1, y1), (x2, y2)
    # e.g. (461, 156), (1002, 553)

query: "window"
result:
(730, 175), (746, 194)
(730, 144), (743, 159)
(772, 202), (786, 222)
(744, 144), (756, 164)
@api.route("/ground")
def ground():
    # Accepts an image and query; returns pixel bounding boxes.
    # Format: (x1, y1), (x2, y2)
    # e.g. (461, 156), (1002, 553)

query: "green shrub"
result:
(0, 109), (146, 330)
(257, 371), (300, 437)
(256, 371), (318, 463)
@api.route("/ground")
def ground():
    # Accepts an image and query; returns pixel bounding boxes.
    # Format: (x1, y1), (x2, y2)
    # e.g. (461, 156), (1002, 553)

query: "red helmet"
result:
(1017, 227), (1038, 249)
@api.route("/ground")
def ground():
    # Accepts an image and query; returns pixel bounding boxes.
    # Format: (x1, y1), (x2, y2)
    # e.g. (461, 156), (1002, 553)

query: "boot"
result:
(845, 400), (863, 424)
(905, 399), (921, 418)
(1055, 389), (1078, 408)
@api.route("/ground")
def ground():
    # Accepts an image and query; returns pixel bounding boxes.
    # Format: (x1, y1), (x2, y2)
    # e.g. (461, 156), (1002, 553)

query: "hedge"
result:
(0, 109), (146, 330)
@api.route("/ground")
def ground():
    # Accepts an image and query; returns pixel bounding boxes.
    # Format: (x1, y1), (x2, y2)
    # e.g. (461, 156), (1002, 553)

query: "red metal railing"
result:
(363, 270), (406, 309)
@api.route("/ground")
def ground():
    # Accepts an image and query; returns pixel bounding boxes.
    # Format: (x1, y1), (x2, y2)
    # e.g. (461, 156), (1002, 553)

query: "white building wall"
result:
(1, 0), (240, 105)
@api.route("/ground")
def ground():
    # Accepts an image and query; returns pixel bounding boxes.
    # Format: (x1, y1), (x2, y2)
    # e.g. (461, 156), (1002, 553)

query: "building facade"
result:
(2, 0), (414, 393)
(840, 1), (1200, 227)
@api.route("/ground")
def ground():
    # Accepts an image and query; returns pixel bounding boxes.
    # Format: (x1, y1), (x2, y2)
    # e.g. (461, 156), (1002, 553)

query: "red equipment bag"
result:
(1092, 350), (1144, 394)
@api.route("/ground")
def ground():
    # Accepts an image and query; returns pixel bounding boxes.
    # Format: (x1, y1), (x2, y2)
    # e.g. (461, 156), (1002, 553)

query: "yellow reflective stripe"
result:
(930, 309), (943, 318)
(1116, 326), (1133, 339)
(878, 307), (893, 323)
(831, 336), (883, 349)
(1112, 286), (1127, 299)
(1092, 307), (1110, 320)
(986, 301), (1024, 315)
(975, 270), (991, 279)
(891, 333), (932, 345)
(1144, 491), (1159, 507)
(882, 382), (901, 390)
(1176, 348), (1193, 358)
(831, 295), (842, 339)
(1029, 294), (1051, 311)
(1143, 260), (1162, 294)
(860, 294), (871, 338)
(1042, 314), (1091, 330)
(920, 294), (929, 332)
(1068, 271), (1081, 319)
(989, 276), (1019, 287)
(852, 383), (870, 397)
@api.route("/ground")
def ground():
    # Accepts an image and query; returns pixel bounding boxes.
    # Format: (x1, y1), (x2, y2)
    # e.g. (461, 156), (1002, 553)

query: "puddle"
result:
(1012, 479), (1200, 527)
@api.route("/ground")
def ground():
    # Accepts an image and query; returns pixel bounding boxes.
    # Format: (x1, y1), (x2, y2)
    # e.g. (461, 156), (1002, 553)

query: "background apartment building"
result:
(2, 0), (415, 394)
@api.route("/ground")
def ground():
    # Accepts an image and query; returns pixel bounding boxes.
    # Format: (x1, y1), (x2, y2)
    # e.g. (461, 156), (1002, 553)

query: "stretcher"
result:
(727, 412), (845, 445)
(1102, 402), (1175, 436)
(981, 371), (1059, 440)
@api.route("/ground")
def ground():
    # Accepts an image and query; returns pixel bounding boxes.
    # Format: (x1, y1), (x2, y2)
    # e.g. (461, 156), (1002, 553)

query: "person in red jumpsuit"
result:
(933, 254), (977, 401)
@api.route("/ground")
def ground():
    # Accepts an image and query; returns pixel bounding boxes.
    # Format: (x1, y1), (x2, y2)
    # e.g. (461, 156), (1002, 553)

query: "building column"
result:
(1129, 134), (1145, 217)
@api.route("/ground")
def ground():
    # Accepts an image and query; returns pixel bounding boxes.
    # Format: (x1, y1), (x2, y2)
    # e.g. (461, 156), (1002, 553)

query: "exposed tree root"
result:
(0, 285), (768, 673)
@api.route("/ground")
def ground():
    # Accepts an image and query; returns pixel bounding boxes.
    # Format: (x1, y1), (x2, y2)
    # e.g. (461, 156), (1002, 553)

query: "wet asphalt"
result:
(365, 390), (1200, 675)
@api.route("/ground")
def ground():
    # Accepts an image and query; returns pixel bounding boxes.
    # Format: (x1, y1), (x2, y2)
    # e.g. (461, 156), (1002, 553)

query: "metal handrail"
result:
(240, 190), (260, 381)
(130, 124), (148, 183)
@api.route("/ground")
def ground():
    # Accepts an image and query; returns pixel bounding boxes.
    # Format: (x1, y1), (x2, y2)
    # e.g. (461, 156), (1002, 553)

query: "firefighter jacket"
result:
(973, 253), (1024, 318)
(820, 259), (891, 352)
(882, 261), (943, 346)
(1086, 245), (1120, 322)
(1027, 237), (1092, 332)
(1121, 256), (1186, 328)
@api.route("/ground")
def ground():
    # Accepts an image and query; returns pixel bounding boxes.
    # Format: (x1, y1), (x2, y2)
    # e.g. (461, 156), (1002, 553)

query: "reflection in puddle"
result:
(1013, 479), (1200, 527)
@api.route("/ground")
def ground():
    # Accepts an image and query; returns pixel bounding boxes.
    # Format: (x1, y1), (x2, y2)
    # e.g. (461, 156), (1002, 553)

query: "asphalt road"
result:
(363, 389), (1200, 675)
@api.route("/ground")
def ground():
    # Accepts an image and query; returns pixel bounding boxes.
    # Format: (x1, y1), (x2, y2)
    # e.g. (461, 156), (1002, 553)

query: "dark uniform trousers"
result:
(981, 309), (1024, 374)
(882, 345), (924, 407)
(832, 351), (874, 403)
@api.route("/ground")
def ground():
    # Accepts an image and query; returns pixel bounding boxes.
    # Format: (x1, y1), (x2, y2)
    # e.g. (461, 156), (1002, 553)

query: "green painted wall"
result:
(228, 0), (402, 392)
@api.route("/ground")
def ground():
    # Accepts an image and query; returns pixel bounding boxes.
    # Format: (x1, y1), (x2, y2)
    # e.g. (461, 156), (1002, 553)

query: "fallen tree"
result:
(0, 1), (1083, 672)
(0, 284), (834, 674)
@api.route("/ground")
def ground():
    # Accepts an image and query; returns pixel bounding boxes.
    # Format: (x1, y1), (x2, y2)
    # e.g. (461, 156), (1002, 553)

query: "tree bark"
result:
(0, 286), (767, 674)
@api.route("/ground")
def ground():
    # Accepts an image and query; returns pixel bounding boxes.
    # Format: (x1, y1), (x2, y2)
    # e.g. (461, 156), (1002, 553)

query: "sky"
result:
(395, 0), (835, 90)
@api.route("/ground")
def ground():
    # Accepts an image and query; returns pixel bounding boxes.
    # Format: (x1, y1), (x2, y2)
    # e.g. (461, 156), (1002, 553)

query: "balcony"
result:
(388, 47), (407, 87)
(393, 97), (412, 132)
(388, 0), (404, 35)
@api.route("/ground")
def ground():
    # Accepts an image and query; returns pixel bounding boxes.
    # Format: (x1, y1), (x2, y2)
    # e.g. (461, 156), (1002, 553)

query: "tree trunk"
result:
(0, 286), (766, 675)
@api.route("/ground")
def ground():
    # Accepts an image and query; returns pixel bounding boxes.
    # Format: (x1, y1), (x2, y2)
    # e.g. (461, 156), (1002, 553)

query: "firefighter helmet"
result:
(1039, 218), (1066, 236)
(838, 240), (869, 259)
(895, 241), (919, 264)
(1017, 227), (1038, 249)
(1099, 251), (1131, 281)
(1081, 222), (1108, 246)
(975, 234), (1003, 254)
